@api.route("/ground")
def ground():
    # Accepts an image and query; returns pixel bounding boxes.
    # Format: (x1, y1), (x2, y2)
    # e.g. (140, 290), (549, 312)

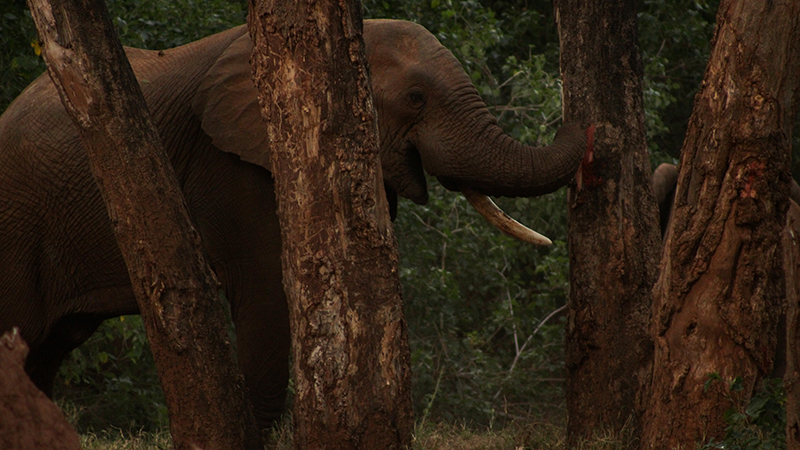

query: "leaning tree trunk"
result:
(26, 1), (262, 449)
(641, 1), (800, 448)
(555, 0), (660, 445)
(248, 1), (413, 449)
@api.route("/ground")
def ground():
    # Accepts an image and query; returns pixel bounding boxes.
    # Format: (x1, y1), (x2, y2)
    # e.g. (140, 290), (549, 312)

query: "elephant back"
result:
(191, 28), (272, 172)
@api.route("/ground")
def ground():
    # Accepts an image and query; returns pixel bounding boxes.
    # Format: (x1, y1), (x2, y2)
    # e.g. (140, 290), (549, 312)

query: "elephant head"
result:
(193, 21), (588, 244)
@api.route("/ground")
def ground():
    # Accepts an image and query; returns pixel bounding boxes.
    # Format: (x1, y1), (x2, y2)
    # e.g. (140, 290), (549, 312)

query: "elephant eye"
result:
(407, 88), (426, 108)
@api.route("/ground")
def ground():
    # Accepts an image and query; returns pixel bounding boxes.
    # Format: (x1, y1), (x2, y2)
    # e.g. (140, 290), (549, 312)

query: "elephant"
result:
(0, 20), (588, 432)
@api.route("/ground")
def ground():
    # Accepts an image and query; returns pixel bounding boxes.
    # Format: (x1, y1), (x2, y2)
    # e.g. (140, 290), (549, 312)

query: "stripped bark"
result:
(247, 0), (413, 448)
(641, 1), (800, 448)
(26, 0), (261, 448)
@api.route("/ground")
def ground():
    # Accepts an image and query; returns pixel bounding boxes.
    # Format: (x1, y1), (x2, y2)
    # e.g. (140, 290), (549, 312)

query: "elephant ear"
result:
(192, 29), (272, 172)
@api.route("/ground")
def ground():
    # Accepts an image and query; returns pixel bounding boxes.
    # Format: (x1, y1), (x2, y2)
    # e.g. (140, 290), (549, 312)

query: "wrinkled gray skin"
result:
(0, 20), (587, 431)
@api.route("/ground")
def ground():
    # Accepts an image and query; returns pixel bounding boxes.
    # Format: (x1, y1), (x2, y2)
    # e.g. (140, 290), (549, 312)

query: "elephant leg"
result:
(25, 313), (105, 397)
(181, 150), (289, 433)
(232, 293), (290, 431)
(221, 197), (289, 433)
(210, 201), (289, 433)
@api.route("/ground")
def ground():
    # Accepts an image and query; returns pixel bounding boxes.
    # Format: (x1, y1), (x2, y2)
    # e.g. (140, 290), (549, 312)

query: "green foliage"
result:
(106, 0), (246, 50)
(395, 184), (570, 425)
(56, 316), (167, 433)
(700, 377), (787, 450)
(0, 0), (46, 112)
(638, 0), (719, 160)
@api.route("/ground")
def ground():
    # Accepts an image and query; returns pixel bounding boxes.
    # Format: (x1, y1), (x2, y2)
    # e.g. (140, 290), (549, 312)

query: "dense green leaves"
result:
(56, 316), (168, 432)
(0, 0), (45, 112)
(700, 378), (787, 450)
(395, 184), (570, 424)
(639, 0), (718, 160)
(105, 0), (245, 49)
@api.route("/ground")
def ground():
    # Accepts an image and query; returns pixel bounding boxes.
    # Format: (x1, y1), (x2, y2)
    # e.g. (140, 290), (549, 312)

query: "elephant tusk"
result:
(461, 187), (552, 246)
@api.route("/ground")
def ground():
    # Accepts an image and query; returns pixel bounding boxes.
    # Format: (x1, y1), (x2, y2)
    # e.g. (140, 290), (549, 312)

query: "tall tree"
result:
(248, 0), (413, 449)
(25, 0), (262, 449)
(641, 1), (800, 448)
(555, 0), (660, 444)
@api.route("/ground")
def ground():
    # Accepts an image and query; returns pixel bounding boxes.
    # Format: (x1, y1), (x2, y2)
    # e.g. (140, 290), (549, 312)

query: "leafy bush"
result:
(0, 0), (46, 112)
(700, 377), (787, 450)
(106, 0), (245, 50)
(396, 186), (570, 425)
(56, 316), (167, 433)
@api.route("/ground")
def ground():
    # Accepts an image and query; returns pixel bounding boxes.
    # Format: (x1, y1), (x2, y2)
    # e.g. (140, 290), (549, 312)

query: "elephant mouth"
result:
(387, 144), (552, 245)
(383, 143), (429, 206)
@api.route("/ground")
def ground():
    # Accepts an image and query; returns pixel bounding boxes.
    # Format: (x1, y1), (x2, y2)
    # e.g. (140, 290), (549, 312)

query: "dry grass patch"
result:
(79, 430), (171, 450)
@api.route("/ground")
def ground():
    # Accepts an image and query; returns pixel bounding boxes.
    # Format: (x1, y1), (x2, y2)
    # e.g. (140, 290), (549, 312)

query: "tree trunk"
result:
(784, 204), (800, 450)
(26, 1), (262, 449)
(641, 1), (800, 448)
(555, 0), (660, 445)
(247, 1), (413, 449)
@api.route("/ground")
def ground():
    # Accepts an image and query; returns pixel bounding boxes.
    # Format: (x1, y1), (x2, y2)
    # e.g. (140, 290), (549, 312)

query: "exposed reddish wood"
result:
(642, 1), (800, 448)
(26, 0), (262, 449)
(556, 0), (660, 444)
(247, 0), (413, 449)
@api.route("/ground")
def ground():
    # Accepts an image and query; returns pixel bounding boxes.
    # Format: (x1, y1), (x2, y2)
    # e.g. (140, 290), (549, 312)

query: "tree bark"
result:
(555, 0), (660, 445)
(247, 1), (413, 449)
(641, 1), (800, 448)
(26, 1), (262, 449)
(0, 329), (80, 450)
(784, 204), (800, 450)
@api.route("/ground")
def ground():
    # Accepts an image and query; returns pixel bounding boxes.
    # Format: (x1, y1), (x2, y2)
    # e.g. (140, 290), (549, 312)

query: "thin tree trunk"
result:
(247, 1), (413, 449)
(555, 0), (660, 445)
(26, 1), (262, 449)
(641, 1), (800, 448)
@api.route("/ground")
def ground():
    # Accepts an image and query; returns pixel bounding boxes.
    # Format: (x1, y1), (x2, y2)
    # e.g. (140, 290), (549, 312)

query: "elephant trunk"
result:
(420, 105), (589, 245)
(430, 121), (589, 199)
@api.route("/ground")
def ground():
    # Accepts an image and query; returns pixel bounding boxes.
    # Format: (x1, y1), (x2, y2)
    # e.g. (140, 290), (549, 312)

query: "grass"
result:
(79, 430), (172, 450)
(61, 395), (633, 450)
(71, 420), (634, 450)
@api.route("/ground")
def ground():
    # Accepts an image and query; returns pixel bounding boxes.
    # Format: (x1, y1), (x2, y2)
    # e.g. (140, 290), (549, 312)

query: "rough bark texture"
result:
(26, 1), (262, 449)
(641, 1), (800, 448)
(555, 0), (660, 445)
(247, 1), (413, 449)
(784, 204), (800, 450)
(0, 329), (81, 450)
